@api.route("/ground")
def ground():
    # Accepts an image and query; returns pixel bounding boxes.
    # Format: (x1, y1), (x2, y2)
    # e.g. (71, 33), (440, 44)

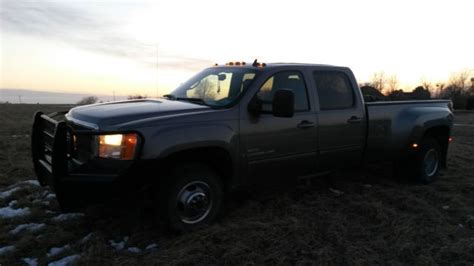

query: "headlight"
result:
(98, 133), (138, 160)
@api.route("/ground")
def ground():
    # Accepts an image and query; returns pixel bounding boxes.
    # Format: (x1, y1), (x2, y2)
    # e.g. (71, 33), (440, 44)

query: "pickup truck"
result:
(32, 61), (454, 231)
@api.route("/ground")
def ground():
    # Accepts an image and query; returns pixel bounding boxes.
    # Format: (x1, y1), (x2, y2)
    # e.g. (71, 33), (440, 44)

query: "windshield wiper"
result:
(162, 94), (176, 100)
(176, 97), (208, 105)
(162, 94), (209, 106)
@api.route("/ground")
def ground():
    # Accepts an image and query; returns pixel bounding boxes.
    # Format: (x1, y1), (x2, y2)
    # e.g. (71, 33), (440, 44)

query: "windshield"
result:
(166, 67), (259, 107)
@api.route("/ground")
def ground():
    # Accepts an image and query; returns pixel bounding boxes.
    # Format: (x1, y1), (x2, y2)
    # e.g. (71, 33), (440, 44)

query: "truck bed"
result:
(365, 99), (453, 162)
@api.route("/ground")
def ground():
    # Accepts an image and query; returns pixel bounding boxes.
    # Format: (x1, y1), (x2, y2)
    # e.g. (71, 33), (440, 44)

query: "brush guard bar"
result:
(32, 111), (71, 187)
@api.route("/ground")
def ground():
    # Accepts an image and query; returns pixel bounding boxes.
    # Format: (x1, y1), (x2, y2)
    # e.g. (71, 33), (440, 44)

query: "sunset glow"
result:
(1, 0), (473, 102)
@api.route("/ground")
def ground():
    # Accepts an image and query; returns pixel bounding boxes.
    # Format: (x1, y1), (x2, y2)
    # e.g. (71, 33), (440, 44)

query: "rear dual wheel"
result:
(415, 138), (441, 184)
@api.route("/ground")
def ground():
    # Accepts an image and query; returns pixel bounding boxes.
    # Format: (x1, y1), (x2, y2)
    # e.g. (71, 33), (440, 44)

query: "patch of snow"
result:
(127, 247), (141, 253)
(8, 200), (18, 207)
(46, 210), (57, 214)
(0, 206), (30, 219)
(10, 223), (46, 235)
(145, 243), (158, 250)
(442, 205), (450, 210)
(109, 237), (128, 251)
(47, 244), (70, 257)
(6, 180), (40, 190)
(329, 188), (344, 195)
(52, 213), (84, 222)
(45, 193), (56, 200)
(22, 257), (38, 266)
(48, 254), (80, 266)
(0, 245), (15, 256)
(19, 180), (41, 187)
(32, 199), (42, 204)
(79, 233), (93, 244)
(363, 184), (372, 188)
(0, 187), (21, 199)
(11, 134), (29, 139)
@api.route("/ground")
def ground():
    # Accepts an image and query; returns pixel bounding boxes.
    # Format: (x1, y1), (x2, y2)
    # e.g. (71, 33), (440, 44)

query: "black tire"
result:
(414, 137), (442, 184)
(158, 163), (224, 232)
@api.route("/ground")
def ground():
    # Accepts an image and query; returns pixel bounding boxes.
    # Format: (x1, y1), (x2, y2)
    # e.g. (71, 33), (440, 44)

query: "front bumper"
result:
(31, 111), (137, 205)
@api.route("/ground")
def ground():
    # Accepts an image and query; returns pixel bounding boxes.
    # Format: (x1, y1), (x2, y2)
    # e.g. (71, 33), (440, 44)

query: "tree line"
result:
(360, 69), (474, 109)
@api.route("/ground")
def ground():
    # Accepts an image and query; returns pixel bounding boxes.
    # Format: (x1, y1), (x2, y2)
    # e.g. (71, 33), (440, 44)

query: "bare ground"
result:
(0, 104), (473, 265)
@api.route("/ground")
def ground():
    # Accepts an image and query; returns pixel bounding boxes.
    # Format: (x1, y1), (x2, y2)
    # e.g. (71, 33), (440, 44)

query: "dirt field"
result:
(0, 103), (473, 265)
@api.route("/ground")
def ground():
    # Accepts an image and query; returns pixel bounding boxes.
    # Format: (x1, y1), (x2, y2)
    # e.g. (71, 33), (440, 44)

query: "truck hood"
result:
(67, 99), (210, 129)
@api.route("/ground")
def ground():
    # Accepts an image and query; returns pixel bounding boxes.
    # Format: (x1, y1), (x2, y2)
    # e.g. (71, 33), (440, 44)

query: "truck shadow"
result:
(79, 163), (422, 237)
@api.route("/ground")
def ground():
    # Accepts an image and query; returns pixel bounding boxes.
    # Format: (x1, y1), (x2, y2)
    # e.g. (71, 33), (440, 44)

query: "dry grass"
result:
(0, 103), (473, 265)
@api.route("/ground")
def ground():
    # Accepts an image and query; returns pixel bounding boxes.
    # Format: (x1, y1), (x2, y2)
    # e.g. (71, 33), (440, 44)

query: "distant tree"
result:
(387, 89), (409, 101)
(448, 69), (472, 90)
(467, 77), (474, 109)
(127, 94), (147, 100)
(76, 96), (99, 105)
(411, 86), (431, 100)
(370, 71), (386, 94)
(386, 75), (399, 94)
(360, 85), (386, 101)
(420, 77), (433, 91)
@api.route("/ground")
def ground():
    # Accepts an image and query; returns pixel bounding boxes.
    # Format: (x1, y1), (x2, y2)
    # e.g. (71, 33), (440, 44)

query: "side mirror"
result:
(272, 89), (294, 118)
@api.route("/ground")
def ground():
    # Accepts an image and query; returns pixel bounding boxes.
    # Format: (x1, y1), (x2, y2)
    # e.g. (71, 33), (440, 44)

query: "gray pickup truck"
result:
(32, 61), (454, 231)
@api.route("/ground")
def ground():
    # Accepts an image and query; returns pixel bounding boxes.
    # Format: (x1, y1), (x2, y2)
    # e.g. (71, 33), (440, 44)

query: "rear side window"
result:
(313, 71), (354, 110)
(257, 71), (309, 112)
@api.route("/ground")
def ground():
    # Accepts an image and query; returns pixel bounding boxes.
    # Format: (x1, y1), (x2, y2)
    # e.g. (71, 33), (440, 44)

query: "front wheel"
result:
(158, 164), (224, 231)
(415, 138), (442, 184)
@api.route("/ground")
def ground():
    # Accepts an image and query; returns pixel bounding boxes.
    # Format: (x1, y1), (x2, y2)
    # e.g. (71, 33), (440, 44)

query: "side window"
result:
(313, 71), (354, 110)
(257, 71), (309, 112)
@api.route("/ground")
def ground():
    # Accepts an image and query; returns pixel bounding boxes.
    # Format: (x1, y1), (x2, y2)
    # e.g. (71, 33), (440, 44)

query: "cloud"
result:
(0, 0), (212, 71)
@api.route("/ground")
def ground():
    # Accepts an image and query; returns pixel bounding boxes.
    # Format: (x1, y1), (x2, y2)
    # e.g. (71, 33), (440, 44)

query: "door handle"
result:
(297, 120), (315, 129)
(347, 116), (362, 124)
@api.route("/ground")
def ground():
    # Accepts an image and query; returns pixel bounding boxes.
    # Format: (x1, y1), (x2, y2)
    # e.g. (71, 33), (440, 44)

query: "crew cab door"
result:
(240, 70), (318, 182)
(311, 69), (366, 169)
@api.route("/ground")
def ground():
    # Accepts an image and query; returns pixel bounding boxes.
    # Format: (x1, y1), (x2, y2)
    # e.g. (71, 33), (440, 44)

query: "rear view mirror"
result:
(272, 89), (294, 118)
(218, 74), (227, 81)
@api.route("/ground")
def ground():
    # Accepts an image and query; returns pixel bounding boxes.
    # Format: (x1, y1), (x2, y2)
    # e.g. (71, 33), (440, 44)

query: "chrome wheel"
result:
(176, 181), (212, 224)
(423, 148), (439, 177)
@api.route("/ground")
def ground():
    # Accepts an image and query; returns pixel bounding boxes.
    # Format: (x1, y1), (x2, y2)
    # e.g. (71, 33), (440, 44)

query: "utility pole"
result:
(18, 95), (22, 104)
(156, 43), (159, 98)
(113, 90), (116, 101)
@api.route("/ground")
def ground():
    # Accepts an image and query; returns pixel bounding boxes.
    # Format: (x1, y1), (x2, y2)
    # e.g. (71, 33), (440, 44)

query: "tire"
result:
(158, 163), (224, 232)
(414, 137), (442, 184)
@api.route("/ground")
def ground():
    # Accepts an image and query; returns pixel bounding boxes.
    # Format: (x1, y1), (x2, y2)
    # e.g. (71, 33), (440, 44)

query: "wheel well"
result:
(423, 126), (450, 166)
(160, 147), (233, 190)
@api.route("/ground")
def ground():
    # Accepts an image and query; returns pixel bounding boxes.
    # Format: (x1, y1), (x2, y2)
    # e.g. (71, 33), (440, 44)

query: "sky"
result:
(1, 0), (473, 100)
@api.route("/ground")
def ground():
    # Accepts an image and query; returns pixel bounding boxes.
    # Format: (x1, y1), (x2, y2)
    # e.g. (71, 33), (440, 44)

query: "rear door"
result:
(311, 69), (366, 169)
